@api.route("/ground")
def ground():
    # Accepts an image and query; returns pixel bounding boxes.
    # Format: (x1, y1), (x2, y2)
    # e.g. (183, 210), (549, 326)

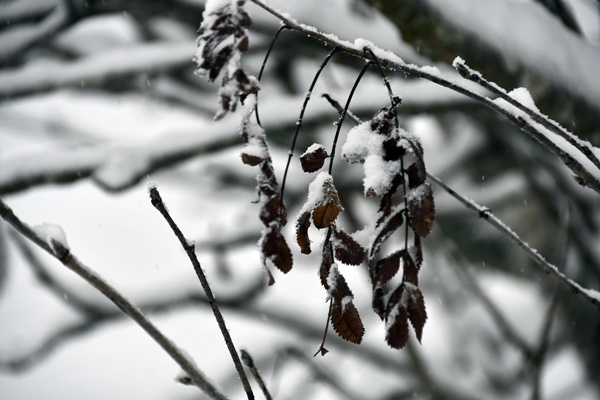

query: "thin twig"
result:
(0, 197), (227, 400)
(255, 24), (289, 127)
(148, 186), (254, 400)
(241, 349), (273, 400)
(249, 0), (600, 195)
(426, 173), (600, 312)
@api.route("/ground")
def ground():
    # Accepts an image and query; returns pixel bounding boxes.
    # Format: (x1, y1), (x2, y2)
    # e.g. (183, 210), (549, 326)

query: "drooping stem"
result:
(426, 173), (600, 313)
(149, 186), (255, 400)
(328, 61), (372, 175)
(280, 46), (342, 199)
(314, 298), (333, 357)
(255, 25), (289, 127)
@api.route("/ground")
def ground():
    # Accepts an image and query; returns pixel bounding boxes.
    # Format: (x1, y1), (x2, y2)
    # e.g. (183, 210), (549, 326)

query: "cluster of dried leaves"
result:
(240, 100), (293, 284)
(296, 171), (366, 352)
(194, 0), (258, 119)
(344, 99), (434, 348)
(195, 0), (435, 351)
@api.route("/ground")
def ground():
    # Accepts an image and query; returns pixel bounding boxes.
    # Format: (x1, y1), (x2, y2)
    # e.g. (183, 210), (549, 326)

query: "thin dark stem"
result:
(321, 93), (361, 125)
(314, 298), (333, 357)
(255, 25), (289, 127)
(0, 197), (227, 400)
(149, 186), (254, 400)
(401, 155), (409, 251)
(280, 46), (342, 199)
(241, 349), (273, 400)
(328, 61), (372, 175)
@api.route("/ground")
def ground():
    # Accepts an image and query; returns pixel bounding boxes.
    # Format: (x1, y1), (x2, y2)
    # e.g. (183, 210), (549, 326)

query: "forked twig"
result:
(149, 185), (255, 400)
(241, 349), (273, 400)
(0, 197), (227, 400)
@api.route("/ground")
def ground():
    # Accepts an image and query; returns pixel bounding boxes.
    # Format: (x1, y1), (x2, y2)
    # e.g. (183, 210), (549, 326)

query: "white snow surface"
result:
(32, 223), (70, 251)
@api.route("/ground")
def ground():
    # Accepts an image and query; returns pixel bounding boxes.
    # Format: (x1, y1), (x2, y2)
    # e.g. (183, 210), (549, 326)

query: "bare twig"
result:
(0, 197), (227, 400)
(241, 349), (273, 400)
(426, 173), (600, 312)
(148, 186), (254, 400)
(249, 0), (600, 195)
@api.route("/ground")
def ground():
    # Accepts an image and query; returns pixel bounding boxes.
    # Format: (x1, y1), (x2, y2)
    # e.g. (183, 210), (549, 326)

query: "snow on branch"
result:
(452, 57), (600, 172)
(0, 41), (195, 98)
(248, 0), (600, 195)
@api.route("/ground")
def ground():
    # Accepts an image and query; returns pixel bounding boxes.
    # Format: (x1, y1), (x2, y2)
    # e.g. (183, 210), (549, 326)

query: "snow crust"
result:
(297, 171), (335, 216)
(32, 223), (69, 251)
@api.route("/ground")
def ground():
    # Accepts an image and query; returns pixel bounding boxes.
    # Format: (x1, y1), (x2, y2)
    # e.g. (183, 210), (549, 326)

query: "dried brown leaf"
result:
(407, 182), (435, 238)
(300, 145), (329, 173)
(262, 227), (292, 273)
(386, 304), (409, 349)
(332, 228), (365, 266)
(259, 195), (283, 226)
(374, 250), (402, 286)
(401, 252), (419, 286)
(312, 180), (341, 229)
(331, 301), (364, 344)
(296, 211), (312, 254)
(370, 206), (404, 259)
(319, 235), (334, 288)
(406, 285), (427, 343)
(372, 286), (386, 320)
(241, 152), (263, 166)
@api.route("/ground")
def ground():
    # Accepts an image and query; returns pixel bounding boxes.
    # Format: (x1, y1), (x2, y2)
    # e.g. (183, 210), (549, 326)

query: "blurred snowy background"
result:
(1, 0), (600, 399)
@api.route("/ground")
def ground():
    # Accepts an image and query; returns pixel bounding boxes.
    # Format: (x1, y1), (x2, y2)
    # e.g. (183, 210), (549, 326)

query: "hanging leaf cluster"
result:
(194, 4), (437, 353)
(194, 0), (258, 119)
(342, 101), (435, 349)
(240, 98), (293, 284)
(296, 172), (366, 348)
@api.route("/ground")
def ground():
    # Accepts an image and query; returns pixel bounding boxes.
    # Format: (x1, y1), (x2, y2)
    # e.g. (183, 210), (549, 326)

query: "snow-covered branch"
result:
(249, 0), (600, 195)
